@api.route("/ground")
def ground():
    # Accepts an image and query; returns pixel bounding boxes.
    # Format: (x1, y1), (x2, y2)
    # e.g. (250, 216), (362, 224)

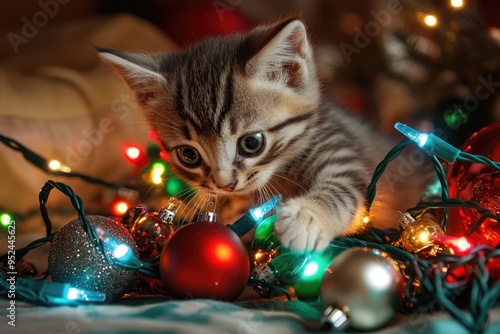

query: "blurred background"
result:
(2, 0), (499, 141)
(0, 0), (499, 233)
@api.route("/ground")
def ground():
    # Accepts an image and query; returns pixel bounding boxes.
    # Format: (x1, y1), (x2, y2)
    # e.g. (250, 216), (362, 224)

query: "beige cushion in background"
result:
(0, 14), (176, 233)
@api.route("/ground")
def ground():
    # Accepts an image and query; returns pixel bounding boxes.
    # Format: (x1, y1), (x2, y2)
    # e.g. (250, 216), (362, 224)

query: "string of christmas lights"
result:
(0, 133), (194, 226)
(0, 273), (107, 306)
(330, 122), (500, 333)
(0, 180), (164, 305)
(0, 122), (499, 333)
(0, 134), (135, 190)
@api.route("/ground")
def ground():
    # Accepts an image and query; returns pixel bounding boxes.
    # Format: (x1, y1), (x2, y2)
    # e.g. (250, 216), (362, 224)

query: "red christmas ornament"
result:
(130, 198), (181, 260)
(160, 221), (250, 301)
(447, 122), (500, 240)
(446, 122), (500, 276)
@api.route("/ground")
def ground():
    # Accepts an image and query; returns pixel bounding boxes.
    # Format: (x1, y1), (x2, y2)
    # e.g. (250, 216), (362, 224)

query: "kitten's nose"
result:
(218, 180), (238, 192)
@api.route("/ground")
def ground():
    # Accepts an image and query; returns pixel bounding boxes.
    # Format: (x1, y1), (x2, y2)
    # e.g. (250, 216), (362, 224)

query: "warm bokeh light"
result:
(160, 150), (170, 161)
(125, 146), (141, 160)
(424, 15), (438, 27)
(450, 0), (464, 8)
(48, 159), (71, 172)
(112, 200), (130, 216)
(152, 174), (163, 185)
(48, 159), (61, 170)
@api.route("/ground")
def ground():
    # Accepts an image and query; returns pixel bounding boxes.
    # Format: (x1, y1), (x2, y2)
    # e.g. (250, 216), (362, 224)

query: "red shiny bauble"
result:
(160, 221), (250, 301)
(130, 212), (175, 261)
(447, 123), (500, 241)
(446, 122), (500, 276)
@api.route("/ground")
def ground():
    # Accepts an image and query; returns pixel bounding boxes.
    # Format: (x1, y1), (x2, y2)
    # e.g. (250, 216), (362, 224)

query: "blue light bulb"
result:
(229, 194), (283, 237)
(249, 194), (282, 223)
(94, 226), (135, 264)
(394, 122), (460, 163)
(394, 122), (428, 147)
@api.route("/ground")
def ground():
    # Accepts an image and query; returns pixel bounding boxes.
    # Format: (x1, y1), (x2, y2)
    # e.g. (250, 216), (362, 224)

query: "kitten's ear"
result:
(246, 19), (313, 89)
(97, 47), (166, 104)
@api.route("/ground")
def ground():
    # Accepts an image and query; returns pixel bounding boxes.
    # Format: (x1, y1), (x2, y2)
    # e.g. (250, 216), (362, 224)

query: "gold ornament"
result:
(399, 213), (444, 254)
(249, 247), (280, 268)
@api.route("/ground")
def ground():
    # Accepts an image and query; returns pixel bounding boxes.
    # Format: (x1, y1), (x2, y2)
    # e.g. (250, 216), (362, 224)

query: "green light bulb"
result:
(302, 261), (319, 277)
(251, 214), (281, 250)
(250, 213), (347, 300)
(293, 244), (347, 300)
(165, 177), (189, 197)
(151, 161), (167, 176)
(0, 213), (12, 226)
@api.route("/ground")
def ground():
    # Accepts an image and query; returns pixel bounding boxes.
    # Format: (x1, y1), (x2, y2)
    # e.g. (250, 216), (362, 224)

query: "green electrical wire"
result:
(1, 127), (500, 330)
(0, 134), (135, 190)
(366, 138), (413, 209)
(459, 151), (500, 170)
(365, 138), (450, 211)
(332, 231), (500, 334)
(1, 180), (160, 283)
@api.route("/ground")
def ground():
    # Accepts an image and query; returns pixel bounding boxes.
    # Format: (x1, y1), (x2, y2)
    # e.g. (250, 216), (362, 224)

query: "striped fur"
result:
(99, 19), (432, 251)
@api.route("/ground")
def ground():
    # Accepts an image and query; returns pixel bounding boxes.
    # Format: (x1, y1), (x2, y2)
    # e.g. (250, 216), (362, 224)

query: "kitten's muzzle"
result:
(218, 180), (238, 192)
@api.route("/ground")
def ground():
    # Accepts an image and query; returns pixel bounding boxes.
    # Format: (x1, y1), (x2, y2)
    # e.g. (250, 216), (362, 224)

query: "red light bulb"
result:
(111, 200), (130, 216)
(123, 144), (149, 168)
(125, 146), (141, 160)
(432, 234), (474, 255)
(149, 131), (158, 139)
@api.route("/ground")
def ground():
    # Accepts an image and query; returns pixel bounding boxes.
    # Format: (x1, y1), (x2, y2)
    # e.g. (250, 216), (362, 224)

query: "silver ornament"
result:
(48, 215), (139, 301)
(320, 247), (404, 331)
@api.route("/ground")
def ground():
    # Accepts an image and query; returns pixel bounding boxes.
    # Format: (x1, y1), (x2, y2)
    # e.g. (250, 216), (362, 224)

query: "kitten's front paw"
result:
(275, 198), (336, 252)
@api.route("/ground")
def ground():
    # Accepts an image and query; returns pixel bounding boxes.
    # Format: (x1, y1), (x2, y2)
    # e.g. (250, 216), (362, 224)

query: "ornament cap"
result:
(198, 195), (217, 222)
(251, 263), (276, 282)
(157, 197), (182, 223)
(399, 212), (416, 228)
(198, 211), (217, 222)
(320, 305), (351, 331)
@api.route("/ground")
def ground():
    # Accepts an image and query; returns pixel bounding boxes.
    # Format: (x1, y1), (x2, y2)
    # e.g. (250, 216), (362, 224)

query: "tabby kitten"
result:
(99, 18), (427, 252)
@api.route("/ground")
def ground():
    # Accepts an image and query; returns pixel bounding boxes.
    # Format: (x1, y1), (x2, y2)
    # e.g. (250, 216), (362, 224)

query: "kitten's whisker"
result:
(140, 184), (159, 202)
(185, 192), (207, 220)
(174, 186), (197, 199)
(258, 171), (309, 193)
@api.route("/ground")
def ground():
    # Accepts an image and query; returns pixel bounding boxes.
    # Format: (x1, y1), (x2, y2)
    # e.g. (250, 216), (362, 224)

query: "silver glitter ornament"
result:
(48, 215), (139, 301)
(319, 247), (404, 331)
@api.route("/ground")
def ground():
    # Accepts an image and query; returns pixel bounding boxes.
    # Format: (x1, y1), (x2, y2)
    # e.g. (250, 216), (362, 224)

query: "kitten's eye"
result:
(238, 132), (265, 156)
(176, 146), (201, 167)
